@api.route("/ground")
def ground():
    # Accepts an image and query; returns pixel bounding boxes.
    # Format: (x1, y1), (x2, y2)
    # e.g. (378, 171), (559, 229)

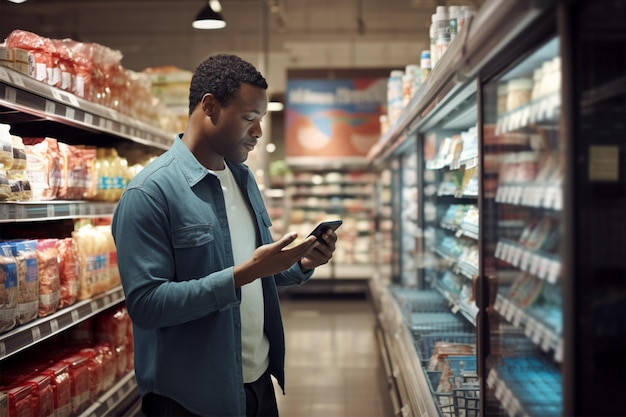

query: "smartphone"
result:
(308, 220), (343, 244)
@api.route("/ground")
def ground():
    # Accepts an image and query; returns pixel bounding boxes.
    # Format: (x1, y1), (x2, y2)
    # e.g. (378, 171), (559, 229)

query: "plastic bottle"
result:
(448, 6), (460, 41)
(432, 6), (449, 67)
(387, 70), (405, 124)
(436, 27), (450, 61)
(420, 50), (432, 82)
(430, 14), (439, 68)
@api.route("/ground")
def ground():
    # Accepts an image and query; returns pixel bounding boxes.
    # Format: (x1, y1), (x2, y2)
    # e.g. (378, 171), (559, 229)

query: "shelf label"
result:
(0, 341), (5, 357)
(555, 338), (564, 363)
(0, 67), (10, 82)
(8, 72), (25, 87)
(31, 326), (41, 342)
(4, 86), (16, 103)
(84, 113), (94, 125)
(47, 204), (55, 217)
(0, 204), (9, 220)
(15, 205), (27, 219)
(65, 106), (75, 119)
(45, 100), (56, 114)
(50, 319), (59, 333)
(71, 309), (80, 322)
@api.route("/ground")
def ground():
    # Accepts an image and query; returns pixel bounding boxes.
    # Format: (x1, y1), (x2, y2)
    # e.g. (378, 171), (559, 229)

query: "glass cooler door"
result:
(480, 36), (563, 417)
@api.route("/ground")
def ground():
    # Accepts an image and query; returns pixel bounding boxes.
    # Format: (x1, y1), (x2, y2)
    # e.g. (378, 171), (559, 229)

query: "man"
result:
(111, 54), (337, 417)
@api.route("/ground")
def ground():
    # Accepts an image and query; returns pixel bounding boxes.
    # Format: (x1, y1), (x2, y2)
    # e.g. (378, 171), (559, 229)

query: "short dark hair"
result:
(188, 54), (268, 115)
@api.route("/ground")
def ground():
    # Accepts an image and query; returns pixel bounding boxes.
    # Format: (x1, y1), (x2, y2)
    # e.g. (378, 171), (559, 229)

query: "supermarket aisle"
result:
(273, 294), (395, 417)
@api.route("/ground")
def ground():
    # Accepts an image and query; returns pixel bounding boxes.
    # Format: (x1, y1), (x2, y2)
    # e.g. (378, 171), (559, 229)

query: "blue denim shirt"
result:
(111, 135), (312, 416)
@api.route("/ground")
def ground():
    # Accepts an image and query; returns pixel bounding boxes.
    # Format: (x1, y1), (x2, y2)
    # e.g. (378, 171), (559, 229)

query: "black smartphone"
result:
(308, 220), (343, 244)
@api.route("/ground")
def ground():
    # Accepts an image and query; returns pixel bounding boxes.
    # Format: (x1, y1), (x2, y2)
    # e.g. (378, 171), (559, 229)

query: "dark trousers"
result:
(141, 370), (279, 417)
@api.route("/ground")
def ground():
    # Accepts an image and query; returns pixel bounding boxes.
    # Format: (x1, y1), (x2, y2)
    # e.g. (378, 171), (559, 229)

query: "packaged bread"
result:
(24, 137), (62, 201)
(58, 354), (90, 416)
(5, 29), (51, 83)
(36, 239), (60, 318)
(23, 374), (54, 417)
(10, 136), (27, 171)
(0, 123), (14, 169)
(9, 239), (39, 325)
(40, 362), (72, 417)
(0, 243), (18, 333)
(56, 238), (79, 309)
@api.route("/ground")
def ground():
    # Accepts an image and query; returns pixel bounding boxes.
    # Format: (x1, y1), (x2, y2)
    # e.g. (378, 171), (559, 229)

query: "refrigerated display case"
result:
(368, 0), (626, 416)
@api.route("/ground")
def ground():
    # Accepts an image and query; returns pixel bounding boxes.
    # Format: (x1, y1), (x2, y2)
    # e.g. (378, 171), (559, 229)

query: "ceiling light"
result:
(267, 101), (284, 112)
(7, 0), (28, 3)
(192, 2), (226, 30)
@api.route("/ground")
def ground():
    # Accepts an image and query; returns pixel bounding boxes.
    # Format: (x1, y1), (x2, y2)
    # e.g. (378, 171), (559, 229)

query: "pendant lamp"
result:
(192, 1), (226, 30)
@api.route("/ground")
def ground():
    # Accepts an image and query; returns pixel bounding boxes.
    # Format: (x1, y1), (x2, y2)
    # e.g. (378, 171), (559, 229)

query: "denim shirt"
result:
(111, 135), (313, 416)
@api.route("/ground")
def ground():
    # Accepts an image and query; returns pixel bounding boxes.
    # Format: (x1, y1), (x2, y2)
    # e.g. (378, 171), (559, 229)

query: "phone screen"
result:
(308, 220), (343, 244)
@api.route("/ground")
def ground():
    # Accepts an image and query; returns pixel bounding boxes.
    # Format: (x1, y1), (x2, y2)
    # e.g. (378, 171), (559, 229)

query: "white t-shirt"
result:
(213, 164), (270, 383)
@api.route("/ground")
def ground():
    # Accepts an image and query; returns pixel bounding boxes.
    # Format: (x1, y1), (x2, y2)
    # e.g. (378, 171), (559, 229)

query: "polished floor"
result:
(273, 294), (396, 417)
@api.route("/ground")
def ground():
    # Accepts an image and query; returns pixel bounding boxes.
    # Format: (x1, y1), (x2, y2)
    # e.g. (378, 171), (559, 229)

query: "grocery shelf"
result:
(0, 286), (125, 360)
(0, 201), (117, 223)
(0, 66), (173, 150)
(80, 370), (140, 417)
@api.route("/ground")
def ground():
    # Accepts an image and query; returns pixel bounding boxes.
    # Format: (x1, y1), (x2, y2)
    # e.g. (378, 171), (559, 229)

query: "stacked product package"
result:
(0, 30), (184, 133)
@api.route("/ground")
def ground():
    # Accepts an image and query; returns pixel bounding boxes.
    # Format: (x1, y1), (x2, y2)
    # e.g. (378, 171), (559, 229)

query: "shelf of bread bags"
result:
(0, 66), (174, 150)
(486, 356), (562, 417)
(0, 286), (126, 360)
(493, 282), (563, 363)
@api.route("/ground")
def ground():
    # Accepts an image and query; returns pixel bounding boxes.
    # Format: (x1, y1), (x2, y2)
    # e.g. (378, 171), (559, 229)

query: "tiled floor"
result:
(273, 295), (395, 417)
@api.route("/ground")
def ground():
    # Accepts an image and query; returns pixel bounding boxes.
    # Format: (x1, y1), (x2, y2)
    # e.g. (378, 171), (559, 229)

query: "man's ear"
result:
(201, 93), (218, 118)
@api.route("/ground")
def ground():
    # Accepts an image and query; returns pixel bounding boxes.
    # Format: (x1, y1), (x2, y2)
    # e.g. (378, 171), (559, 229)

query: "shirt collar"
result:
(171, 134), (249, 188)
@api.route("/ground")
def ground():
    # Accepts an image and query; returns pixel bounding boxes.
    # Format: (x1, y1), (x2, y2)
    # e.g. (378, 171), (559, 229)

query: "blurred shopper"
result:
(112, 54), (337, 417)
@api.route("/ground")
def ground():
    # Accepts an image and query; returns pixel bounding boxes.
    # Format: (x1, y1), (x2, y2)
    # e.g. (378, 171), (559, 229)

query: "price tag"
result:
(105, 119), (113, 130)
(84, 113), (94, 125)
(539, 256), (550, 280)
(520, 250), (531, 272)
(99, 117), (107, 128)
(529, 253), (541, 276)
(103, 294), (112, 306)
(31, 326), (41, 342)
(0, 67), (10, 82)
(553, 186), (563, 210)
(45, 100), (56, 114)
(495, 186), (504, 203)
(501, 386), (513, 410)
(508, 397), (521, 417)
(486, 369), (496, 387)
(15, 205), (27, 219)
(513, 307), (523, 327)
(548, 260), (560, 284)
(495, 241), (503, 259)
(524, 317), (535, 337)
(541, 329), (553, 352)
(451, 304), (461, 314)
(554, 338), (564, 363)
(0, 204), (9, 220)
(47, 205), (55, 217)
(50, 319), (59, 333)
(505, 301), (516, 322)
(71, 309), (80, 322)
(79, 204), (87, 216)
(4, 86), (16, 103)
(494, 296), (502, 313)
(512, 245), (522, 267)
(106, 397), (115, 409)
(65, 106), (75, 119)
(532, 323), (544, 345)
(495, 379), (505, 400)
(0, 341), (6, 357)
(520, 105), (531, 127)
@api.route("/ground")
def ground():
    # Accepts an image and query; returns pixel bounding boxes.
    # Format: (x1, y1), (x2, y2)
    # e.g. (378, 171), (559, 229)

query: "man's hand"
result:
(299, 228), (337, 271)
(233, 233), (319, 287)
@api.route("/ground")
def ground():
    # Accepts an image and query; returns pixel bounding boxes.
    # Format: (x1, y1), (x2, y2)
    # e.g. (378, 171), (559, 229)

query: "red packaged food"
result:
(23, 137), (61, 201)
(95, 308), (129, 347)
(56, 238), (79, 309)
(95, 343), (117, 394)
(35, 239), (60, 318)
(77, 348), (104, 401)
(3, 383), (34, 417)
(59, 355), (90, 416)
(5, 30), (50, 83)
(23, 375), (53, 417)
(40, 363), (71, 417)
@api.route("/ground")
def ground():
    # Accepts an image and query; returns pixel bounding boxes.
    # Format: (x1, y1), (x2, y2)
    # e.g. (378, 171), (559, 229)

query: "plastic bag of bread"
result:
(5, 29), (51, 83)
(10, 239), (39, 325)
(2, 383), (34, 417)
(77, 348), (105, 401)
(72, 225), (106, 300)
(0, 243), (18, 333)
(24, 137), (62, 201)
(56, 238), (79, 309)
(59, 354), (90, 416)
(36, 238), (60, 318)
(23, 374), (54, 417)
(0, 123), (14, 170)
(41, 362), (72, 417)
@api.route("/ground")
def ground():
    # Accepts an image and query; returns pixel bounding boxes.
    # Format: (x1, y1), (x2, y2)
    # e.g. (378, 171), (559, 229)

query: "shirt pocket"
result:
(172, 224), (214, 248)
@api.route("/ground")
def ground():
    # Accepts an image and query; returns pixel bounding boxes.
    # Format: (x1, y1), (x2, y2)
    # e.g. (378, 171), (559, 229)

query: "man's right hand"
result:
(233, 233), (318, 287)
